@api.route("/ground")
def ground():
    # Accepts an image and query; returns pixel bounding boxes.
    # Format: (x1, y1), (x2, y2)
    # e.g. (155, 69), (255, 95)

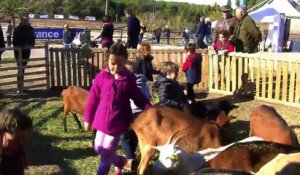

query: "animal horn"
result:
(170, 131), (185, 146)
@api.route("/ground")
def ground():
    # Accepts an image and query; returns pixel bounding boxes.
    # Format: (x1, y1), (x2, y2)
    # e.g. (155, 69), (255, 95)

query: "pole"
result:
(105, 0), (108, 16)
(152, 0), (155, 15)
(115, 0), (119, 22)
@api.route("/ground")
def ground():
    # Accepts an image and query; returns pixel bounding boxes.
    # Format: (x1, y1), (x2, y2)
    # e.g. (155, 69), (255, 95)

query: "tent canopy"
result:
(249, 0), (300, 23)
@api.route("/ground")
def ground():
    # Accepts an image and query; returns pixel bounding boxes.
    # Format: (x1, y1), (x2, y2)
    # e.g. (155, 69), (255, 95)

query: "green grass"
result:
(1, 89), (300, 174)
(0, 90), (159, 175)
(2, 56), (16, 62)
(0, 91), (99, 175)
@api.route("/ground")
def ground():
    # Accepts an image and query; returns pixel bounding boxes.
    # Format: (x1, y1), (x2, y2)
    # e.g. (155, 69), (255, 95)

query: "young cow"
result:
(131, 106), (228, 175)
(61, 86), (88, 132)
(250, 105), (298, 146)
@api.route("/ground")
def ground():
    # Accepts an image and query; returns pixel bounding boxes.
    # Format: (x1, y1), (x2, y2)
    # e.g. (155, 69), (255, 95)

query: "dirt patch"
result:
(197, 92), (300, 142)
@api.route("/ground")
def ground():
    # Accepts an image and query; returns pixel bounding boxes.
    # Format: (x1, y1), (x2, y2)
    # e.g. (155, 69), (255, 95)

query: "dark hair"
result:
(0, 107), (32, 152)
(219, 30), (229, 37)
(160, 61), (179, 76)
(124, 9), (133, 15)
(108, 43), (128, 60)
(185, 43), (196, 52)
(102, 16), (111, 23)
(0, 108), (32, 133)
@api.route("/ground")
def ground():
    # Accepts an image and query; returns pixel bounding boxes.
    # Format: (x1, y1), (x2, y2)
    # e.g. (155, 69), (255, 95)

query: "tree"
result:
(0, 0), (54, 26)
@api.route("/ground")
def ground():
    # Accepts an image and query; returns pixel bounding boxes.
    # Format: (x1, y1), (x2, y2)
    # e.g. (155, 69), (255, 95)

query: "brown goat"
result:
(250, 105), (298, 146)
(206, 141), (300, 173)
(61, 86), (88, 132)
(131, 106), (228, 175)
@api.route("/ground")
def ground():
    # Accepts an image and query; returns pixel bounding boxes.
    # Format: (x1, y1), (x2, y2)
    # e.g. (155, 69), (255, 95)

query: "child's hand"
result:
(84, 122), (92, 132)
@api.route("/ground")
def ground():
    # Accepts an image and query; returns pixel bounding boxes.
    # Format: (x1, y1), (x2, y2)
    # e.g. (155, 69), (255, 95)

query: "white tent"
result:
(249, 0), (300, 23)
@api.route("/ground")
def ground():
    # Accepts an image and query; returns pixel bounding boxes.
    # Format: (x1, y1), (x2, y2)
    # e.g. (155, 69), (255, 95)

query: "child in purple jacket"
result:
(83, 43), (151, 175)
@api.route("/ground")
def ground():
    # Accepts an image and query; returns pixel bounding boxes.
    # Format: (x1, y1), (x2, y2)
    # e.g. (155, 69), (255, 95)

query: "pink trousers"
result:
(94, 130), (125, 175)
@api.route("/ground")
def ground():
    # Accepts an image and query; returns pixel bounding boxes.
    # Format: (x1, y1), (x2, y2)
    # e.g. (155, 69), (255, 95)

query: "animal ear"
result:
(152, 145), (164, 151)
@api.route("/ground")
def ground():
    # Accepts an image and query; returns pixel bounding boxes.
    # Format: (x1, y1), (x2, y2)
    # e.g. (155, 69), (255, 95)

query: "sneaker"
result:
(114, 167), (122, 175)
(114, 157), (127, 175)
(123, 159), (133, 171)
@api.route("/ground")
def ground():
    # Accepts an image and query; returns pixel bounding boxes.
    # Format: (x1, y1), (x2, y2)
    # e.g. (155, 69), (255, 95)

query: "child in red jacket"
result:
(213, 30), (234, 54)
(182, 43), (202, 104)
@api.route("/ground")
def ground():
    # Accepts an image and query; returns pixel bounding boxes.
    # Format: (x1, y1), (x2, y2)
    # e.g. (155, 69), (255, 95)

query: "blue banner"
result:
(39, 14), (49, 19)
(34, 28), (84, 40)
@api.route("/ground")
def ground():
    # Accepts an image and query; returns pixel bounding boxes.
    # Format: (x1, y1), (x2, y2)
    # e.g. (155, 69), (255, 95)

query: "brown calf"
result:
(131, 106), (227, 175)
(61, 86), (88, 132)
(250, 105), (298, 146)
(206, 141), (300, 173)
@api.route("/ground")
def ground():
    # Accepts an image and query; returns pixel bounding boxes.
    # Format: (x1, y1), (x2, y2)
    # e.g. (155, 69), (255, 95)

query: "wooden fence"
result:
(209, 52), (300, 107)
(91, 48), (209, 90)
(3, 44), (300, 108)
(0, 44), (50, 93)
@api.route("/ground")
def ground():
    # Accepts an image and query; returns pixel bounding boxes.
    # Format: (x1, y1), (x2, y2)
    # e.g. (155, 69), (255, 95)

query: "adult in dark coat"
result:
(0, 24), (5, 62)
(233, 6), (262, 53)
(213, 5), (237, 44)
(195, 17), (207, 49)
(125, 9), (140, 49)
(13, 13), (35, 91)
(163, 25), (171, 45)
(95, 16), (114, 49)
(154, 27), (162, 44)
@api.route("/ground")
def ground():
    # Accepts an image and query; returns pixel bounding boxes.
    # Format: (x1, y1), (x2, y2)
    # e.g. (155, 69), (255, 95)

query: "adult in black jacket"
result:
(195, 17), (207, 49)
(124, 9), (140, 49)
(95, 16), (114, 49)
(0, 24), (5, 62)
(13, 14), (35, 91)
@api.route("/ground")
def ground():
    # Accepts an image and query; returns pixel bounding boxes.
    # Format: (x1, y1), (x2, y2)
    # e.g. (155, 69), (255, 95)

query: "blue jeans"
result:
(120, 112), (139, 159)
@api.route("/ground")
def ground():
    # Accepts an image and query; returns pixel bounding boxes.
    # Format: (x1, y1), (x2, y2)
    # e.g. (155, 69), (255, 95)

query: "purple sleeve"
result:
(83, 74), (102, 124)
(129, 76), (152, 110)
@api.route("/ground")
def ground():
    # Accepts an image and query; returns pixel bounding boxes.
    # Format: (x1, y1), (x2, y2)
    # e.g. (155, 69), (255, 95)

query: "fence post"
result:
(44, 42), (51, 90)
(120, 29), (123, 41)
(17, 47), (24, 93)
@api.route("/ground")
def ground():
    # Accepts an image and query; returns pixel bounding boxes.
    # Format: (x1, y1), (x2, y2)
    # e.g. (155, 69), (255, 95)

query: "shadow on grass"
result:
(0, 89), (97, 174)
(226, 120), (250, 141)
(27, 131), (95, 174)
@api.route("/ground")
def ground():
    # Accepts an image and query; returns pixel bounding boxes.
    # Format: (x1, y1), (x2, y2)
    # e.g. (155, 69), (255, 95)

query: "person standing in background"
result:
(139, 23), (147, 44)
(182, 28), (190, 46)
(95, 16), (114, 49)
(0, 24), (5, 63)
(204, 18), (212, 46)
(233, 6), (262, 53)
(213, 5), (237, 44)
(63, 24), (73, 49)
(164, 25), (171, 45)
(6, 21), (13, 47)
(13, 13), (35, 92)
(154, 26), (161, 44)
(195, 17), (207, 49)
(124, 9), (140, 49)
